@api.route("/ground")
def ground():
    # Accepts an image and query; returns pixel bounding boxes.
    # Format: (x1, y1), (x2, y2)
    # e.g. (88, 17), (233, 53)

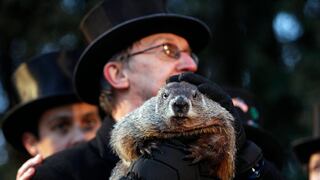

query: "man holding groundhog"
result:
(32, 0), (283, 179)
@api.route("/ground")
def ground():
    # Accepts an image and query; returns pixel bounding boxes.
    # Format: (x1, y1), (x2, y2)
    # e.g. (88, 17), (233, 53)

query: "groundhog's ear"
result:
(103, 62), (129, 89)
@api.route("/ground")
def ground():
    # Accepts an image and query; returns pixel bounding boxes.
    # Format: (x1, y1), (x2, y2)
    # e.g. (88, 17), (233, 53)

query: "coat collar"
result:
(91, 115), (118, 161)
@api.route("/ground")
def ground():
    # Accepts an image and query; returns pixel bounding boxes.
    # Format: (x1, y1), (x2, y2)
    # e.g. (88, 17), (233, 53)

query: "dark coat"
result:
(125, 140), (284, 180)
(32, 116), (118, 180)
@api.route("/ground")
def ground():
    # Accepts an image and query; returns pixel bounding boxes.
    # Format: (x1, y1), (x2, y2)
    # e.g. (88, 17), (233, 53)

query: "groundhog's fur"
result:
(109, 82), (236, 180)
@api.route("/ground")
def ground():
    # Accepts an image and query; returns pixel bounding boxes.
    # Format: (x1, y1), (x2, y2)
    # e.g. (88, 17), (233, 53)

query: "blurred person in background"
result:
(1, 50), (102, 180)
(225, 87), (286, 172)
(293, 136), (320, 180)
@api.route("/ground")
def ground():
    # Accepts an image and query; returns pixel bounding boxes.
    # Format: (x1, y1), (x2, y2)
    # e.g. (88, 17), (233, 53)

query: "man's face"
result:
(28, 102), (101, 158)
(309, 152), (320, 180)
(124, 33), (198, 102)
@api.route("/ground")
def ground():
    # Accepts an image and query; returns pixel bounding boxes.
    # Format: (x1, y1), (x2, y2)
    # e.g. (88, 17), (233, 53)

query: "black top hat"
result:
(225, 87), (285, 170)
(2, 50), (81, 153)
(292, 137), (320, 164)
(74, 0), (212, 104)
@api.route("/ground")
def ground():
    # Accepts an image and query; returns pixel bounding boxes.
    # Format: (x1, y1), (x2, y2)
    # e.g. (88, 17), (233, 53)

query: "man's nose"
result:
(176, 52), (198, 72)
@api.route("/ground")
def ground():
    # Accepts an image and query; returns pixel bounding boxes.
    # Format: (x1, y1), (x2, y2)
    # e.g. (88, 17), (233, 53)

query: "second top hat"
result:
(292, 137), (320, 165)
(2, 50), (81, 153)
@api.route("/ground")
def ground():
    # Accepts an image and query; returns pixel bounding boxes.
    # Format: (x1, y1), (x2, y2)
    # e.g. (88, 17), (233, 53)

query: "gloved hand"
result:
(167, 72), (246, 150)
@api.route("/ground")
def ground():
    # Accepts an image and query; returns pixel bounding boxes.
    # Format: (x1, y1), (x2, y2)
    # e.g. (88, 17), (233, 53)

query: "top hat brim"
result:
(292, 137), (320, 164)
(74, 13), (211, 104)
(244, 125), (286, 170)
(2, 94), (78, 153)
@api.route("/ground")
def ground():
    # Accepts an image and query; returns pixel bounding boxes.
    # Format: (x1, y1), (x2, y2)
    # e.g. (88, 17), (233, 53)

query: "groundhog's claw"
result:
(182, 144), (205, 164)
(137, 141), (160, 157)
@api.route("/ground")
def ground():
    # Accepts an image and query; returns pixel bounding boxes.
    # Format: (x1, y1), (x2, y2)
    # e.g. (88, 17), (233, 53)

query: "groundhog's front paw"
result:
(184, 135), (228, 164)
(137, 140), (161, 157)
(183, 144), (207, 164)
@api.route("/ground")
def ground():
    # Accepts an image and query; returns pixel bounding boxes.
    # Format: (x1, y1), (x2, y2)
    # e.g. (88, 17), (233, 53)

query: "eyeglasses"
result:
(121, 43), (199, 64)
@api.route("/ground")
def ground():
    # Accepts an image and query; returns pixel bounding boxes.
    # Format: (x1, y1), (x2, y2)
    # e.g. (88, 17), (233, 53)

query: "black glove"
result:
(167, 72), (246, 150)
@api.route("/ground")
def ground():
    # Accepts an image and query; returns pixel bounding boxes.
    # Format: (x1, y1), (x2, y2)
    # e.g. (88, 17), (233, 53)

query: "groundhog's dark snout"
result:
(172, 96), (189, 116)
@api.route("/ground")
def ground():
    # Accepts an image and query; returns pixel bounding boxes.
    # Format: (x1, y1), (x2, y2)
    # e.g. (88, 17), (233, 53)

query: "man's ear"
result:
(103, 62), (129, 89)
(22, 132), (39, 156)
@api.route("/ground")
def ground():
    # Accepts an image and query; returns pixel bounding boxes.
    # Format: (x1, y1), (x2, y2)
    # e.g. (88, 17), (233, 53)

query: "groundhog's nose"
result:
(172, 96), (189, 116)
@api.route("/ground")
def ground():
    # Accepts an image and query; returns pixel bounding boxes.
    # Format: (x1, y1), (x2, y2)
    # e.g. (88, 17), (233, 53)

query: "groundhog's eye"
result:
(162, 92), (169, 99)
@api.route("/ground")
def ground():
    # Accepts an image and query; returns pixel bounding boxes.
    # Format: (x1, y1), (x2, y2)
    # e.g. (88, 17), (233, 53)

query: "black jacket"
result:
(32, 116), (118, 180)
(125, 140), (284, 180)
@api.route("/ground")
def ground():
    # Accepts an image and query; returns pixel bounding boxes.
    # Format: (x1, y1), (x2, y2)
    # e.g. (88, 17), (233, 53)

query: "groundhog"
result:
(109, 82), (236, 180)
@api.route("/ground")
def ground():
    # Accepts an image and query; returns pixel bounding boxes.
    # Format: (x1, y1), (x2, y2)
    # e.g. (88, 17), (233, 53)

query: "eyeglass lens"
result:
(162, 44), (198, 64)
(126, 43), (198, 65)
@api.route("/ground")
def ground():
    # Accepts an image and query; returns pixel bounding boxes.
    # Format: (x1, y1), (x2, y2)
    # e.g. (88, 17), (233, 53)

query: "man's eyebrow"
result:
(43, 113), (72, 126)
(82, 111), (99, 118)
(47, 113), (71, 121)
(153, 37), (174, 43)
(142, 37), (175, 46)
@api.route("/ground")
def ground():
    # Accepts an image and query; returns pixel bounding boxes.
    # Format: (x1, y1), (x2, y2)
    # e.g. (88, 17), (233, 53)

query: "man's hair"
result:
(99, 88), (113, 115)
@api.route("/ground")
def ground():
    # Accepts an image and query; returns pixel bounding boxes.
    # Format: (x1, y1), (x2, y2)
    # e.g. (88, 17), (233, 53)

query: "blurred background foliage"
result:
(0, 0), (319, 179)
